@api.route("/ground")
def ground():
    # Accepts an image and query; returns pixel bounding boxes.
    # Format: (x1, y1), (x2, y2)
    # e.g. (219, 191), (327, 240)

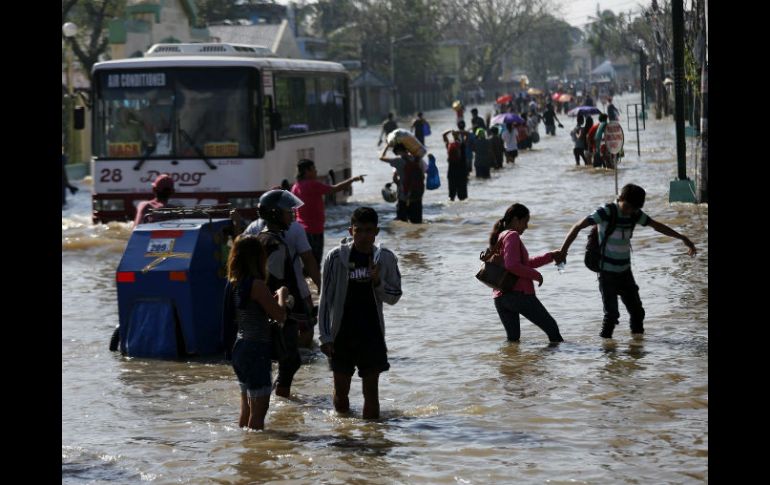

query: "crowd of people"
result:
(122, 92), (697, 432)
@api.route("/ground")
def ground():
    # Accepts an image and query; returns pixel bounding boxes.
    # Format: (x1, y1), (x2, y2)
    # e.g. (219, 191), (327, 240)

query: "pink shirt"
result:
(492, 230), (554, 298)
(291, 179), (332, 234)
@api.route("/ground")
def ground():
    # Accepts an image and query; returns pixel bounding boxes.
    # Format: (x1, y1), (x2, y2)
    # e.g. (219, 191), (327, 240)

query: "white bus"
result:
(90, 43), (352, 223)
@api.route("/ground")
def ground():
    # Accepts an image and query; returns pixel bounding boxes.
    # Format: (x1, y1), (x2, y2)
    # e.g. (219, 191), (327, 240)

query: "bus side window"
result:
(264, 95), (276, 151)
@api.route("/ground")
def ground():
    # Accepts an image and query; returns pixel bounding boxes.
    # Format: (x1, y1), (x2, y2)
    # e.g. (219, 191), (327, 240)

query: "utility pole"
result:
(668, 0), (695, 202)
(639, 47), (647, 120)
(698, 0), (708, 203)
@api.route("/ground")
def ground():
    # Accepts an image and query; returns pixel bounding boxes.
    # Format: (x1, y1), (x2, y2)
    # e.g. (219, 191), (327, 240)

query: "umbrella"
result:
(567, 106), (602, 117)
(558, 93), (573, 103)
(496, 94), (512, 105)
(452, 100), (463, 110)
(490, 113), (524, 125)
(490, 114), (507, 125)
(551, 92), (561, 101)
(527, 87), (543, 96)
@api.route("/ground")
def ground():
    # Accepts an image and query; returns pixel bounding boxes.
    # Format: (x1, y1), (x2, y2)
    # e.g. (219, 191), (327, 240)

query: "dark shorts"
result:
(331, 332), (390, 378)
(306, 232), (324, 269)
(232, 339), (273, 397)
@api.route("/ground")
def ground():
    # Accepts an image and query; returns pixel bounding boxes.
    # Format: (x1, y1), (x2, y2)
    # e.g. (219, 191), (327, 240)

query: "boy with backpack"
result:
(379, 143), (427, 223)
(557, 184), (697, 338)
(319, 207), (402, 419)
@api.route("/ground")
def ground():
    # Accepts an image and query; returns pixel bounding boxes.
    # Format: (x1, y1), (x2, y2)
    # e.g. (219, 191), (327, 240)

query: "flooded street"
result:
(63, 92), (707, 483)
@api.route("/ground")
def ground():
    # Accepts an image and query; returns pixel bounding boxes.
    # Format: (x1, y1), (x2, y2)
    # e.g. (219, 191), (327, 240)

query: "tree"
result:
(313, 0), (441, 111)
(516, 14), (573, 87)
(62, 0), (126, 83)
(445, 0), (548, 85)
(194, 0), (238, 25)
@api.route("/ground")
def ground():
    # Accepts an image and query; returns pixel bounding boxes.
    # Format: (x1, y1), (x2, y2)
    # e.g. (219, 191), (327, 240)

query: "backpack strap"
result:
(598, 203), (618, 271)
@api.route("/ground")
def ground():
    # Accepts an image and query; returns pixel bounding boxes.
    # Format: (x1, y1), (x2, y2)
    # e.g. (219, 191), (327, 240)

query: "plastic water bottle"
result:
(556, 262), (566, 274)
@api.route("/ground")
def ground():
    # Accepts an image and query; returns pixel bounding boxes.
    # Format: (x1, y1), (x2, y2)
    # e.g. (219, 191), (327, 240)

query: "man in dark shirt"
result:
(411, 112), (429, 145)
(319, 207), (403, 419)
(542, 103), (563, 136)
(61, 145), (79, 208)
(607, 97), (620, 121)
(470, 108), (486, 131)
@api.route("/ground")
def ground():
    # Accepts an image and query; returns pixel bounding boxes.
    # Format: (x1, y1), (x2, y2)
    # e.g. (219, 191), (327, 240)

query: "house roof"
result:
(351, 69), (392, 88)
(208, 23), (283, 52)
(591, 60), (615, 76)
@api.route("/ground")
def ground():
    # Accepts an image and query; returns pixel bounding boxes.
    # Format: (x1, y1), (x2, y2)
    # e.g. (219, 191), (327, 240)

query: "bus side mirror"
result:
(73, 106), (85, 130)
(270, 112), (282, 131)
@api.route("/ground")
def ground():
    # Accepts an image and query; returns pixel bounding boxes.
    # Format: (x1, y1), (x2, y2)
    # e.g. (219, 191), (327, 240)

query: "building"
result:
(351, 68), (393, 126)
(208, 20), (302, 59)
(108, 0), (209, 59)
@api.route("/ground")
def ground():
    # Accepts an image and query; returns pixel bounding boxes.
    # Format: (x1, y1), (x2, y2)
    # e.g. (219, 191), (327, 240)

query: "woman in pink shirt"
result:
(291, 159), (365, 265)
(489, 203), (564, 344)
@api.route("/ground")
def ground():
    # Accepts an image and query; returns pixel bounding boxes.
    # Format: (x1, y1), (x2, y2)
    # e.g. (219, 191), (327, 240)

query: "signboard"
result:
(605, 121), (624, 154)
(108, 142), (141, 158)
(146, 238), (175, 254)
(94, 159), (258, 193)
(203, 142), (239, 157)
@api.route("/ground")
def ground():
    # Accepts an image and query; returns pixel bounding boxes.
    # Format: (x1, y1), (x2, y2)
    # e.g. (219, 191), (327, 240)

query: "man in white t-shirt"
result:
(501, 122), (519, 164)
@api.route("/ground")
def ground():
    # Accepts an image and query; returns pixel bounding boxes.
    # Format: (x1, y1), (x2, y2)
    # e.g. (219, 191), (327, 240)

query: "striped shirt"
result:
(233, 278), (271, 343)
(588, 203), (652, 272)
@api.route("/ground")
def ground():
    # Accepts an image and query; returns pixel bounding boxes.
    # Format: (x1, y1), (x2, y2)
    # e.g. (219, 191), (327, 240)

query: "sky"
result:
(273, 0), (647, 29)
(554, 0), (646, 27)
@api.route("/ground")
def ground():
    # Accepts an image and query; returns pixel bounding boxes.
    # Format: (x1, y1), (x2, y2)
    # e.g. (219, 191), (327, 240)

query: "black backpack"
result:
(584, 204), (618, 272)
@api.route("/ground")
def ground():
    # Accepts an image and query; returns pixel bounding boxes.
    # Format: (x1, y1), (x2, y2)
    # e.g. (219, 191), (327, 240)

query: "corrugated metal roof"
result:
(352, 70), (391, 88)
(208, 24), (282, 51)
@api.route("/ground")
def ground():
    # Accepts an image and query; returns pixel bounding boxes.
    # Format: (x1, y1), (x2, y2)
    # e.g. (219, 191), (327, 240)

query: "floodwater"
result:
(62, 92), (708, 483)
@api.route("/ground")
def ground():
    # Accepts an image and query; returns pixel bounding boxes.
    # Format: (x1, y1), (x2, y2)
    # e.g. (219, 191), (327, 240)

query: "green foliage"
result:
(585, 8), (647, 59)
(515, 15), (573, 86)
(62, 0), (126, 82)
(194, 0), (237, 25)
(317, 0), (439, 87)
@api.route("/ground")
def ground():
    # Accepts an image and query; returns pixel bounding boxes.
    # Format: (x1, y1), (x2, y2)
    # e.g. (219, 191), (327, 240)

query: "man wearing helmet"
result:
(255, 190), (310, 398)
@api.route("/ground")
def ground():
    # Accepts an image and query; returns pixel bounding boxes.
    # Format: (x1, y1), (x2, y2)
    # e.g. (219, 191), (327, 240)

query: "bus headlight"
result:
(94, 199), (126, 211)
(227, 197), (259, 209)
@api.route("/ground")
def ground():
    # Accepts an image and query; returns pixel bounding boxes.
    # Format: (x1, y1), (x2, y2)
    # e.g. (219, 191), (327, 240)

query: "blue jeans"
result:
(598, 270), (645, 337)
(493, 292), (563, 342)
(232, 339), (272, 397)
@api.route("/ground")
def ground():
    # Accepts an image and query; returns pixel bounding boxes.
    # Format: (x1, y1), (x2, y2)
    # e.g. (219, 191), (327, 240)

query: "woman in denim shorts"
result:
(224, 235), (291, 430)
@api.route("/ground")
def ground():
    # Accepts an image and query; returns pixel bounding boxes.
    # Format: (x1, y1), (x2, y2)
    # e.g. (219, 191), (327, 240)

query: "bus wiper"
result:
(179, 128), (217, 170)
(133, 144), (158, 171)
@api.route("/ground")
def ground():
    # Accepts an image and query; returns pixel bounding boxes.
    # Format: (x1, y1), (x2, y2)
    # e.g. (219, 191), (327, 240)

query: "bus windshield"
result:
(94, 67), (259, 159)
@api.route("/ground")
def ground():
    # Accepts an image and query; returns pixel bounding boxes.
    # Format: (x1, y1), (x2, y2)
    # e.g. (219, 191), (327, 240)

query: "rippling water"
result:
(62, 92), (708, 483)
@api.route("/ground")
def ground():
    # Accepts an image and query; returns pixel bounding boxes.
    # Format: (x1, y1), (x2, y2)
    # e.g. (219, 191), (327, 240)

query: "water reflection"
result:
(497, 342), (559, 400)
(398, 251), (429, 271)
(600, 338), (649, 377)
